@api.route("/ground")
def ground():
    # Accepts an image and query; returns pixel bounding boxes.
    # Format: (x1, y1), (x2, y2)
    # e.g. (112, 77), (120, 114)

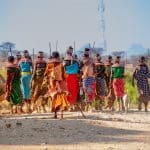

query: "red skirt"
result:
(66, 74), (79, 105)
(113, 78), (124, 97)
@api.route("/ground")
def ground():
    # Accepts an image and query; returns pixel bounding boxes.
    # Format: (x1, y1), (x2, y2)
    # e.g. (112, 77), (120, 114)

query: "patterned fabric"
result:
(96, 77), (107, 96)
(83, 77), (96, 102)
(19, 58), (32, 72)
(31, 60), (47, 102)
(105, 62), (113, 89)
(95, 62), (107, 96)
(95, 62), (106, 78)
(31, 76), (44, 102)
(0, 74), (5, 96)
(34, 60), (47, 77)
(6, 66), (22, 105)
(113, 78), (124, 97)
(64, 61), (79, 74)
(45, 62), (64, 81)
(133, 64), (150, 98)
(44, 61), (68, 112)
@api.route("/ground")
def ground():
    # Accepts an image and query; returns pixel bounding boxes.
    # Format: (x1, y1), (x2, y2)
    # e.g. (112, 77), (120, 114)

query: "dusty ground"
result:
(0, 110), (150, 150)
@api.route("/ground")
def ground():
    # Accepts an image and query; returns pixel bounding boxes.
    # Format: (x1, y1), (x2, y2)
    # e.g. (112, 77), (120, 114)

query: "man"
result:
(19, 50), (33, 113)
(81, 49), (96, 111)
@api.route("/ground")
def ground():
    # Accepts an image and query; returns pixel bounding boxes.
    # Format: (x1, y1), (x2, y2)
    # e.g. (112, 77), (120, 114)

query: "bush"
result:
(125, 72), (138, 104)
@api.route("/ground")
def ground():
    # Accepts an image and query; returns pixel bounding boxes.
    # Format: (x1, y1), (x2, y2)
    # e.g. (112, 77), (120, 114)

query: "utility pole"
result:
(98, 0), (107, 52)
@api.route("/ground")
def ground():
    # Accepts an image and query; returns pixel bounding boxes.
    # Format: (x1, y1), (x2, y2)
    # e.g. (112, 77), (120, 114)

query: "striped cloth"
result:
(83, 77), (96, 102)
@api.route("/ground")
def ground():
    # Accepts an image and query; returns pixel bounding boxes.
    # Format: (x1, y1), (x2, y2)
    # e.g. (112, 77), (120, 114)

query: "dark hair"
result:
(8, 56), (15, 63)
(108, 55), (112, 60)
(74, 54), (78, 58)
(116, 56), (121, 59)
(83, 53), (89, 58)
(140, 56), (145, 61)
(23, 50), (29, 53)
(96, 53), (100, 57)
(68, 46), (73, 50)
(52, 51), (60, 59)
(38, 51), (43, 54)
(85, 48), (90, 52)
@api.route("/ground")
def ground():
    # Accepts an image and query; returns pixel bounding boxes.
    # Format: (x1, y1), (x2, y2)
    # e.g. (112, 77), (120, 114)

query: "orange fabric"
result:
(51, 92), (68, 112)
(44, 61), (69, 112)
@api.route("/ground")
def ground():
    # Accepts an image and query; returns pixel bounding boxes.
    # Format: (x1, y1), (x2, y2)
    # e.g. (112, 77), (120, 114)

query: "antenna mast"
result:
(98, 0), (107, 52)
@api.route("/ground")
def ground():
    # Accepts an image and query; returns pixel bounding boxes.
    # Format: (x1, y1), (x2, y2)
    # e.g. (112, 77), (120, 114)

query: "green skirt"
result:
(10, 80), (22, 105)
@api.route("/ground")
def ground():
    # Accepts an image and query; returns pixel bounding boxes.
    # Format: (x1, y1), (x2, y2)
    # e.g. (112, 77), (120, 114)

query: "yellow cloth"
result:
(21, 72), (31, 75)
(51, 92), (69, 112)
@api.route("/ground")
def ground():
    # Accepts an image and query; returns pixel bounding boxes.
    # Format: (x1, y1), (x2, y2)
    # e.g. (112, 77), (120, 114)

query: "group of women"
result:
(4, 46), (150, 116)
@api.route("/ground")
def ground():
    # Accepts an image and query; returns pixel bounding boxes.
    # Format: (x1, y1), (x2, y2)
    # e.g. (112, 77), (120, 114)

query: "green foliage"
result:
(125, 72), (138, 104)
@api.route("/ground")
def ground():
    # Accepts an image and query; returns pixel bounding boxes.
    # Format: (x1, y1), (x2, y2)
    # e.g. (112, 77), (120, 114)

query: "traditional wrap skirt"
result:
(51, 92), (69, 112)
(83, 77), (96, 102)
(137, 78), (150, 101)
(96, 77), (108, 96)
(66, 74), (79, 105)
(31, 76), (44, 102)
(21, 74), (31, 100)
(113, 78), (124, 97)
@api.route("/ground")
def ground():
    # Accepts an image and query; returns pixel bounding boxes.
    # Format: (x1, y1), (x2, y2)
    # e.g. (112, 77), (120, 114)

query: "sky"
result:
(0, 0), (150, 54)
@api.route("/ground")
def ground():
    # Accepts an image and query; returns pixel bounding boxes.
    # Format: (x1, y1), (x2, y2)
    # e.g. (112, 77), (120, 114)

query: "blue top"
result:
(65, 62), (79, 74)
(19, 58), (32, 72)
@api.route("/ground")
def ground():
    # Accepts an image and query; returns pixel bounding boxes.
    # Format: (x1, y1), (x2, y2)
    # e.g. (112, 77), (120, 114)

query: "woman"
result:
(14, 52), (22, 67)
(5, 56), (22, 113)
(63, 46), (79, 109)
(31, 51), (47, 104)
(105, 55), (113, 91)
(133, 56), (150, 112)
(19, 50), (33, 113)
(95, 54), (107, 110)
(112, 56), (125, 111)
(81, 49), (96, 111)
(44, 51), (68, 119)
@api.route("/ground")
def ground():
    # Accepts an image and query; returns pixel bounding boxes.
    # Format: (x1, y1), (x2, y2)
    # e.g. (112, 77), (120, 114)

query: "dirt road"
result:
(0, 111), (150, 150)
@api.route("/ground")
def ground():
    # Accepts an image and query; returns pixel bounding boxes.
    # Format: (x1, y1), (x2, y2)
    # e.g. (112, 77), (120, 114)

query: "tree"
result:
(0, 42), (15, 55)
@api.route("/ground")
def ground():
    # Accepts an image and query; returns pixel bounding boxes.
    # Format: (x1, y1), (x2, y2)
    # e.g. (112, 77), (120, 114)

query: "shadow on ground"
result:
(0, 113), (148, 145)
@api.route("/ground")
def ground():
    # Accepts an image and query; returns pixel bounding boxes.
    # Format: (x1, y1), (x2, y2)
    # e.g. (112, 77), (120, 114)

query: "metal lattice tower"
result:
(98, 0), (107, 52)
